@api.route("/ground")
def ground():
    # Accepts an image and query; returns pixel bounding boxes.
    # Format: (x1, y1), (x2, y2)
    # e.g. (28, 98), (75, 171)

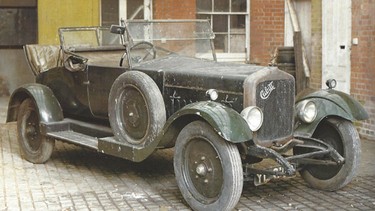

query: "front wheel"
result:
(17, 99), (55, 164)
(174, 121), (243, 211)
(296, 117), (361, 191)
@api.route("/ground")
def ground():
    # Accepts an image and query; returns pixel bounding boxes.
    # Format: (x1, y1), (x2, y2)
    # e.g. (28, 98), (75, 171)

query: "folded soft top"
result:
(24, 45), (63, 75)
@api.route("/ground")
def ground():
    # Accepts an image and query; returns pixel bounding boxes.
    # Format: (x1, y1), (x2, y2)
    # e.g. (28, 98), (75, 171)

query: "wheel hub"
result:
(21, 109), (42, 151)
(26, 123), (36, 137)
(185, 141), (223, 200)
(196, 163), (207, 176)
(120, 87), (149, 140)
(126, 102), (140, 127)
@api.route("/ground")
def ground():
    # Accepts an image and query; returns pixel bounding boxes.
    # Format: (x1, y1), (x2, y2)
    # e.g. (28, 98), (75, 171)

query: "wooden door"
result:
(322, 0), (352, 93)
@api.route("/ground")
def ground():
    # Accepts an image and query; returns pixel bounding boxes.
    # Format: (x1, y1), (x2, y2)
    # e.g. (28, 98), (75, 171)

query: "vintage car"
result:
(7, 20), (368, 211)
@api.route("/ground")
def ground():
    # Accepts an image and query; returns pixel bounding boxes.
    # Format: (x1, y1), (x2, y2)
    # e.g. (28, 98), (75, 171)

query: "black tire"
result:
(17, 99), (55, 164)
(296, 117), (361, 191)
(108, 71), (166, 146)
(174, 121), (243, 211)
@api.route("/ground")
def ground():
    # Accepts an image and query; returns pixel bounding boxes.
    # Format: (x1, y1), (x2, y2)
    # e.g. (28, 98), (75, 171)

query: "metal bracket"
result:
(288, 136), (345, 165)
(247, 145), (296, 176)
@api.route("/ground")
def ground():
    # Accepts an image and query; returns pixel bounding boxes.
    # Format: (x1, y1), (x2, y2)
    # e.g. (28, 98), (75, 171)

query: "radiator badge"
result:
(260, 81), (276, 100)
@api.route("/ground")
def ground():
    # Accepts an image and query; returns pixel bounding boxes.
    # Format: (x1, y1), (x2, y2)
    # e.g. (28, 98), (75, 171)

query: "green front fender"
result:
(294, 88), (369, 137)
(7, 83), (63, 123)
(157, 101), (253, 147)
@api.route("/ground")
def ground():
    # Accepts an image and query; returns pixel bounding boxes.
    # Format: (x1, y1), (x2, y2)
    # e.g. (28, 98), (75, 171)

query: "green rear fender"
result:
(157, 101), (253, 147)
(7, 83), (64, 123)
(295, 88), (369, 137)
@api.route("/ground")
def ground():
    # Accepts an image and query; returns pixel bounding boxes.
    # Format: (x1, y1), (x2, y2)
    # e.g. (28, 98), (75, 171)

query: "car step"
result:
(47, 130), (98, 150)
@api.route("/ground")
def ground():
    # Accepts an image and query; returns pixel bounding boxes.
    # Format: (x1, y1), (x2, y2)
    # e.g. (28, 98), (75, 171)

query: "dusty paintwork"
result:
(6, 20), (369, 211)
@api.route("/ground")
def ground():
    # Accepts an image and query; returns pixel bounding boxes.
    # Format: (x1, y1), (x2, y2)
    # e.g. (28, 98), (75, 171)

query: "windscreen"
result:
(59, 20), (216, 60)
(126, 20), (215, 59)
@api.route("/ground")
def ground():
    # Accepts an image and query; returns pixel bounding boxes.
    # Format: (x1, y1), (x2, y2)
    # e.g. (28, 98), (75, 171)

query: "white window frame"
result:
(119, 0), (152, 21)
(196, 0), (250, 63)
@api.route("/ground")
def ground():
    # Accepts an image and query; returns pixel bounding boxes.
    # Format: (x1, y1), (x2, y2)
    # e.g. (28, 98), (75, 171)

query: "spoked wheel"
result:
(174, 121), (243, 211)
(294, 117), (361, 191)
(130, 41), (156, 63)
(17, 99), (55, 163)
(108, 71), (166, 146)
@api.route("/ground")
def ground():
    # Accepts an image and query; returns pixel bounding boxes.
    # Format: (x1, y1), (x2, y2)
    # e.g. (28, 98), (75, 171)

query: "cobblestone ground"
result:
(1, 122), (375, 211)
(0, 94), (375, 211)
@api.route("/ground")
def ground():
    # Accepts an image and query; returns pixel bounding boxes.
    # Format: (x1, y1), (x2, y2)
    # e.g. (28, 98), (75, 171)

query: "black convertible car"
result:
(7, 20), (368, 211)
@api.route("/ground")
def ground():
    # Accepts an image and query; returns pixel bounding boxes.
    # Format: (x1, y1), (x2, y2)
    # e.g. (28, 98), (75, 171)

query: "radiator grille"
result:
(256, 79), (294, 143)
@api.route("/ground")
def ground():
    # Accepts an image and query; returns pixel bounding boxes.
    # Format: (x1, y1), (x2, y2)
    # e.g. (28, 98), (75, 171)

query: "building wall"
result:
(0, 3), (38, 96)
(153, 0), (285, 66)
(153, 0), (196, 19)
(250, 0), (285, 65)
(351, 0), (375, 140)
(310, 0), (322, 90)
(38, 0), (100, 44)
(0, 49), (34, 95)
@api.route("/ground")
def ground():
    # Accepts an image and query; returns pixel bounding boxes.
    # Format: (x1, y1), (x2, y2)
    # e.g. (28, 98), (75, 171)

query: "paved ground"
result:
(0, 96), (375, 210)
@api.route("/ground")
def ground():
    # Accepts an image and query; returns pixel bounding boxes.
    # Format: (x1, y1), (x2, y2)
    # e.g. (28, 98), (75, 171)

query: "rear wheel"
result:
(295, 117), (361, 191)
(174, 121), (243, 211)
(17, 99), (55, 163)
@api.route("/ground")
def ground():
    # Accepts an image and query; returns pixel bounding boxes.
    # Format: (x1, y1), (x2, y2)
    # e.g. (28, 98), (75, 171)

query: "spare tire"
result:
(108, 71), (166, 146)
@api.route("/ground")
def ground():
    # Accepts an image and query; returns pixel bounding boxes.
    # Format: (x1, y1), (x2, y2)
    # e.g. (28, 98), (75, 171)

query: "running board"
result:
(47, 130), (98, 150)
(40, 118), (113, 150)
(40, 118), (161, 162)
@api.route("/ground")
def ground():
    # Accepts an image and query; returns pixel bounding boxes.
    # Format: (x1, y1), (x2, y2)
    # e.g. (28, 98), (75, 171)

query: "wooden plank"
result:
(286, 0), (300, 32)
(287, 0), (311, 93)
(293, 31), (307, 93)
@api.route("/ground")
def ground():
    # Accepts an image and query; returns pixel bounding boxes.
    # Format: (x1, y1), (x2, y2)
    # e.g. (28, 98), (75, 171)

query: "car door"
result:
(87, 65), (124, 119)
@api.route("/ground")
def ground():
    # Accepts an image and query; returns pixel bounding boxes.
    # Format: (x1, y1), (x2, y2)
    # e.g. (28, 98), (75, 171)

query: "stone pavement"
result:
(0, 96), (375, 211)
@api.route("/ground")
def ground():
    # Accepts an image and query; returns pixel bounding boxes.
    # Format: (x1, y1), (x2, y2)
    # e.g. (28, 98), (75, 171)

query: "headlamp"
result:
(241, 106), (263, 131)
(326, 79), (337, 89)
(297, 100), (317, 123)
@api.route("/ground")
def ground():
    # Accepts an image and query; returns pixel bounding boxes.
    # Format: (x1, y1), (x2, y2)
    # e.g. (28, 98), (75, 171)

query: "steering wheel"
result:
(130, 41), (156, 63)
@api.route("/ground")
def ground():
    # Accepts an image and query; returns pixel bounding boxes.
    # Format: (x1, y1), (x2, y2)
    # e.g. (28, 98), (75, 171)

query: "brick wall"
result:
(250, 0), (285, 65)
(351, 0), (375, 140)
(153, 0), (285, 66)
(310, 0), (322, 90)
(153, 0), (196, 19)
